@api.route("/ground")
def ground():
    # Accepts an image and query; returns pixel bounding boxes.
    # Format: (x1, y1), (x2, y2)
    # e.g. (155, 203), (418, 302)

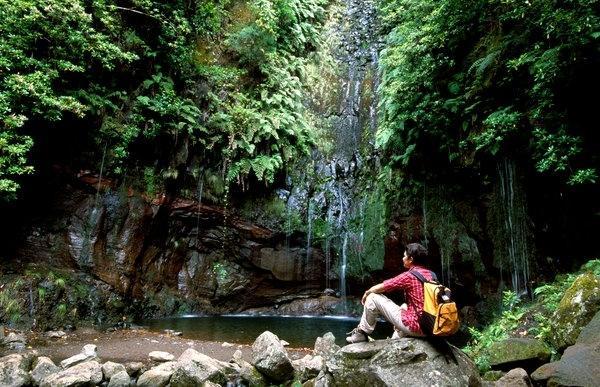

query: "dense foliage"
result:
(0, 0), (326, 200)
(377, 0), (600, 189)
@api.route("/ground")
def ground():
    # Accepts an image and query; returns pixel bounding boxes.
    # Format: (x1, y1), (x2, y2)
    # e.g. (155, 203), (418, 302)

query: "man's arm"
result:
(361, 283), (386, 305)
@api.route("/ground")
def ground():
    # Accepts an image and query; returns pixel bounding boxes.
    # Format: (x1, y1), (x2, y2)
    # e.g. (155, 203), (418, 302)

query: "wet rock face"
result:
(14, 182), (329, 318)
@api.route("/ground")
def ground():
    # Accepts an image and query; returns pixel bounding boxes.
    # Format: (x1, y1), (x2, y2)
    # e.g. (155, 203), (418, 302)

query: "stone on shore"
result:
(170, 348), (238, 386)
(232, 349), (267, 387)
(0, 353), (33, 387)
(149, 351), (175, 362)
(137, 361), (177, 387)
(107, 370), (131, 387)
(251, 331), (294, 382)
(292, 354), (323, 382)
(31, 357), (60, 386)
(60, 344), (98, 369)
(40, 360), (103, 387)
(313, 332), (340, 359)
(102, 361), (127, 380)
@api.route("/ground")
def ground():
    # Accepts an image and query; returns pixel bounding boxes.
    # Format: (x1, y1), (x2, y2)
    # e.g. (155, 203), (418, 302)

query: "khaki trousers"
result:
(357, 293), (424, 338)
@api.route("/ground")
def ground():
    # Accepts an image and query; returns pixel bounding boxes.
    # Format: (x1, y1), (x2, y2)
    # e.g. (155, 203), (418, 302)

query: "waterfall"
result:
(194, 170), (204, 247)
(282, 0), (382, 312)
(306, 199), (314, 280)
(340, 231), (349, 312)
(497, 158), (530, 295)
(325, 205), (334, 290)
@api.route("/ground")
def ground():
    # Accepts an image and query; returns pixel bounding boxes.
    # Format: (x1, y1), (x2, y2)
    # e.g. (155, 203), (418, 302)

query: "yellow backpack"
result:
(410, 270), (460, 336)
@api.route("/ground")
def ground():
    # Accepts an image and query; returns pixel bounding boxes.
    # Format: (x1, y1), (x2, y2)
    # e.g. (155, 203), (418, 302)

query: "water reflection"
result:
(141, 315), (393, 347)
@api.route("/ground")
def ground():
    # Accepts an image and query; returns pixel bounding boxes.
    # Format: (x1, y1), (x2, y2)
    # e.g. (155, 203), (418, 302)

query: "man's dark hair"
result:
(406, 243), (428, 264)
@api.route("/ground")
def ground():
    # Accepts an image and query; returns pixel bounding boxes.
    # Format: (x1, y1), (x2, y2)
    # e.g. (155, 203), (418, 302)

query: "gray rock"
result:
(40, 360), (103, 387)
(305, 370), (334, 387)
(102, 361), (127, 380)
(231, 350), (267, 387)
(292, 354), (323, 382)
(576, 308), (600, 346)
(170, 348), (238, 386)
(313, 332), (340, 358)
(3, 332), (27, 345)
(107, 370), (131, 387)
(31, 357), (60, 386)
(124, 361), (145, 376)
(326, 338), (480, 386)
(0, 325), (4, 340)
(0, 353), (32, 387)
(59, 344), (98, 369)
(45, 331), (66, 339)
(486, 337), (551, 372)
(149, 351), (175, 362)
(494, 368), (531, 386)
(136, 361), (177, 387)
(251, 331), (294, 382)
(531, 329), (600, 387)
(341, 340), (389, 359)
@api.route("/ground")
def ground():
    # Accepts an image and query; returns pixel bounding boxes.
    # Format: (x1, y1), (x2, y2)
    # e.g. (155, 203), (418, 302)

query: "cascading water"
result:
(340, 231), (349, 312)
(285, 0), (382, 311)
(306, 199), (314, 280)
(497, 158), (530, 295)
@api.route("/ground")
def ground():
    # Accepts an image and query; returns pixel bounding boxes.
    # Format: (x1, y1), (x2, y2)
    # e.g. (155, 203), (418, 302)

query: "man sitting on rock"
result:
(346, 242), (434, 343)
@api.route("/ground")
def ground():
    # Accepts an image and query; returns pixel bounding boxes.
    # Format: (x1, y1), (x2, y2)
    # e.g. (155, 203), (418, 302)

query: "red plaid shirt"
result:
(382, 266), (434, 334)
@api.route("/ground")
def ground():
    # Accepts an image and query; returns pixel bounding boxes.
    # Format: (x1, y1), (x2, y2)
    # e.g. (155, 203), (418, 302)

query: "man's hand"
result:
(361, 290), (371, 305)
(361, 283), (385, 305)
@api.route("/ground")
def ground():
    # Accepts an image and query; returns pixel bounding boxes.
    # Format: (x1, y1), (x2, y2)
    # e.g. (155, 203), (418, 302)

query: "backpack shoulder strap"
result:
(410, 269), (438, 283)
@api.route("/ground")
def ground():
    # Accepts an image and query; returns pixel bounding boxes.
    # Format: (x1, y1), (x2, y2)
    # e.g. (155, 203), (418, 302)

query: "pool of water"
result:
(141, 315), (394, 347)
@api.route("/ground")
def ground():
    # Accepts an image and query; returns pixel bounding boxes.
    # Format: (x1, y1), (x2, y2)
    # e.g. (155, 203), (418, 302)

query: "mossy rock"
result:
(487, 338), (551, 372)
(482, 370), (505, 381)
(550, 272), (600, 351)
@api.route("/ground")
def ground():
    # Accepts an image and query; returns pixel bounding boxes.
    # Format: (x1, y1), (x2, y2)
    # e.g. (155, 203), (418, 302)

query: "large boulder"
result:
(170, 348), (238, 386)
(494, 368), (531, 387)
(532, 309), (600, 387)
(313, 332), (340, 359)
(102, 361), (127, 380)
(107, 370), (131, 387)
(31, 357), (60, 386)
(325, 338), (480, 386)
(251, 331), (294, 382)
(0, 353), (34, 386)
(40, 360), (103, 387)
(292, 354), (323, 382)
(550, 272), (600, 350)
(136, 361), (177, 387)
(486, 338), (551, 372)
(231, 350), (266, 387)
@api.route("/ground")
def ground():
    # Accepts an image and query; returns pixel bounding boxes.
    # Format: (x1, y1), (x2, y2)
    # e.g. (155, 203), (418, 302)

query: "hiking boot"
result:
(346, 328), (368, 343)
